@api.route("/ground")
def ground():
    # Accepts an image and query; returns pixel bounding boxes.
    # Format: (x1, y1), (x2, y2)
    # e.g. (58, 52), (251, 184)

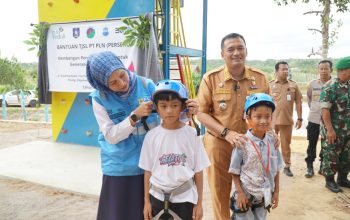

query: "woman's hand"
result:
(134, 101), (153, 118)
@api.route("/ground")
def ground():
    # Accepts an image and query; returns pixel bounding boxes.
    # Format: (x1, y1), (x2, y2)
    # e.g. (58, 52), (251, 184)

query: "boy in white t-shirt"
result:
(139, 80), (210, 220)
(229, 93), (283, 220)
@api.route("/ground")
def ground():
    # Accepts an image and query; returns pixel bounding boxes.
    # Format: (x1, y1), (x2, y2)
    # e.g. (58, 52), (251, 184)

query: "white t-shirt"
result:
(139, 124), (210, 204)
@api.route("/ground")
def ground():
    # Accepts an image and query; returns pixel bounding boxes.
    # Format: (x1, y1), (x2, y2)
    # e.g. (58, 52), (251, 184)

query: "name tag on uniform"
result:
(287, 94), (291, 101)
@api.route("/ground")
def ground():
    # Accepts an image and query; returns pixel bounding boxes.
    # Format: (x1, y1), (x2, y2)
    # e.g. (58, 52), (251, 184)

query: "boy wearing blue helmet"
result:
(139, 80), (210, 220)
(229, 93), (283, 220)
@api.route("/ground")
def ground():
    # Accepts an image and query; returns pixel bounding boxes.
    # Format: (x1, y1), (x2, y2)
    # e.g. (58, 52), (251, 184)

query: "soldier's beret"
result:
(336, 56), (350, 70)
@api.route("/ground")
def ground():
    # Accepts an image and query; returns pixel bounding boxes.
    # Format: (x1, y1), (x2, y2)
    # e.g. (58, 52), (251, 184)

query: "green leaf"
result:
(24, 22), (50, 57)
(117, 26), (127, 31)
(23, 40), (33, 45)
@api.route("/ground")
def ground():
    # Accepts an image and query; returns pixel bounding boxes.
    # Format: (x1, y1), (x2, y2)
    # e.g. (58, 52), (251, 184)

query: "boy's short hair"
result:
(244, 93), (275, 116)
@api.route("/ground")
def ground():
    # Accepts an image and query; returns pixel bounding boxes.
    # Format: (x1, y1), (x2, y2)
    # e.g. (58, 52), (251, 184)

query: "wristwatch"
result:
(220, 128), (229, 138)
(297, 118), (303, 121)
(130, 112), (139, 123)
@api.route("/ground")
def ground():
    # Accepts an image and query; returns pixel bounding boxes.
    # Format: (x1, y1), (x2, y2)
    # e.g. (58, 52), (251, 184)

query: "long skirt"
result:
(97, 174), (144, 220)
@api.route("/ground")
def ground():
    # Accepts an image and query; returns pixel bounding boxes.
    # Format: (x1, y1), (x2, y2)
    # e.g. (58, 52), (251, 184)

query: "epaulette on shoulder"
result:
(247, 66), (266, 75)
(205, 66), (224, 76)
(288, 79), (297, 83)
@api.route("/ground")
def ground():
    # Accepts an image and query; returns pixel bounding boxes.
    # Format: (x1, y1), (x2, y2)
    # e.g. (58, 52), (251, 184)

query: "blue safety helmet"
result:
(152, 80), (189, 101)
(244, 93), (275, 114)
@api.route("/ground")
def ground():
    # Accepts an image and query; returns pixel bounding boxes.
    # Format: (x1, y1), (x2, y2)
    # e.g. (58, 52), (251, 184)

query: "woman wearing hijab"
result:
(86, 51), (199, 219)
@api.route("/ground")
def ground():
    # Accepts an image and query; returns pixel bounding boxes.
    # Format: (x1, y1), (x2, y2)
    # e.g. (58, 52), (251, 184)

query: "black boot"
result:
(337, 172), (350, 188)
(325, 175), (342, 193)
(305, 163), (314, 178)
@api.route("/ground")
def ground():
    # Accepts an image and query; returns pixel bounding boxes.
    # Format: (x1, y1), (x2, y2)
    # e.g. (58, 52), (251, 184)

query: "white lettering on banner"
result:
(47, 19), (140, 92)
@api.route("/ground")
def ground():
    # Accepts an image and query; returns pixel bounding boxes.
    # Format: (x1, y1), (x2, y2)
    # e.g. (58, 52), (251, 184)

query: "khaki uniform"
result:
(305, 78), (329, 165)
(269, 79), (302, 167)
(197, 65), (269, 220)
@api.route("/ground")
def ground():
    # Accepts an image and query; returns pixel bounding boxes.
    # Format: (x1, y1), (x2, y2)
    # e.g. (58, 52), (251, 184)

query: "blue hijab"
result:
(86, 51), (137, 99)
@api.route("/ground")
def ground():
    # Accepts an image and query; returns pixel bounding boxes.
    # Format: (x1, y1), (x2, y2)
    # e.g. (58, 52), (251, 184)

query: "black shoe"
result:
(284, 167), (293, 177)
(305, 167), (314, 178)
(337, 173), (350, 188)
(325, 176), (343, 193)
(337, 179), (350, 188)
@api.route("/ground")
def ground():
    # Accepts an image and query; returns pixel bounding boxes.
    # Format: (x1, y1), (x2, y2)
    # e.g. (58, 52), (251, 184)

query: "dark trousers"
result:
(305, 122), (321, 165)
(150, 195), (194, 220)
(97, 175), (144, 220)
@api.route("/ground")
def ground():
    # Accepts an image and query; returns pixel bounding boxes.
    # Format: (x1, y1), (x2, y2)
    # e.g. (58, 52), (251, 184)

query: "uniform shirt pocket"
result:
(288, 87), (296, 100)
(271, 87), (281, 101)
(213, 89), (232, 112)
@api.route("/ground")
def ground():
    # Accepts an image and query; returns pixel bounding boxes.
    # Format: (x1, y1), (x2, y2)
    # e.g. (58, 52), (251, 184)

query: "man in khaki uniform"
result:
(197, 33), (270, 220)
(304, 60), (332, 178)
(270, 61), (303, 177)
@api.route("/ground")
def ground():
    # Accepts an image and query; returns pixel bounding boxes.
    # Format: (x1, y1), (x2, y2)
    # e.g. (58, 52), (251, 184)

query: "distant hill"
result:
(190, 58), (339, 83)
(21, 58), (339, 95)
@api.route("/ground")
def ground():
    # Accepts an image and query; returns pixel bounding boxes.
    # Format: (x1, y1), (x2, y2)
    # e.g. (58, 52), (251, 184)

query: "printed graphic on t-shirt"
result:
(159, 153), (187, 166)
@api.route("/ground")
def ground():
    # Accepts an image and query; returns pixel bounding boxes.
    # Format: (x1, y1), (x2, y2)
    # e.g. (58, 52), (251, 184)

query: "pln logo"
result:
(72, 28), (80, 38)
(51, 26), (65, 39)
(102, 27), (109, 36)
(86, 27), (95, 39)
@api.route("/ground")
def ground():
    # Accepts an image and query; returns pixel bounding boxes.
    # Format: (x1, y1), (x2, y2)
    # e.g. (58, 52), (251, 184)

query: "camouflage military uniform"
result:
(320, 78), (350, 176)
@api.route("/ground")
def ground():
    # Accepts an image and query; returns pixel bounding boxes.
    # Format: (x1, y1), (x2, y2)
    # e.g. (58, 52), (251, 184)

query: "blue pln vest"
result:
(90, 76), (158, 176)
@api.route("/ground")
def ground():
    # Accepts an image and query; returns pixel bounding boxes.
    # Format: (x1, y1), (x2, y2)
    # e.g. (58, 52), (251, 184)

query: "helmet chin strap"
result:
(141, 109), (158, 132)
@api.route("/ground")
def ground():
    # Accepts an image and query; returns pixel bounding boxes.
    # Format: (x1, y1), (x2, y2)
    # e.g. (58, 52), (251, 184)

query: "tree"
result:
(24, 23), (50, 57)
(0, 57), (27, 92)
(116, 15), (151, 50)
(274, 0), (349, 58)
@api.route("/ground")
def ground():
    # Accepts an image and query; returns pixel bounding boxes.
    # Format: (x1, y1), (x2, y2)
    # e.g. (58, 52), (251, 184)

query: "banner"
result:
(47, 19), (137, 92)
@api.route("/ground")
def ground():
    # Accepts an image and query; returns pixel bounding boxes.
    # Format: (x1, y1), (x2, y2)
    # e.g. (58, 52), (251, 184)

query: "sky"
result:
(0, 0), (349, 63)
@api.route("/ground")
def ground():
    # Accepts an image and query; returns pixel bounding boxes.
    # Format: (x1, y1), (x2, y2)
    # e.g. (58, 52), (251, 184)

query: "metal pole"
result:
(19, 90), (27, 121)
(45, 104), (49, 122)
(201, 0), (208, 135)
(162, 0), (170, 79)
(201, 0), (208, 76)
(2, 94), (7, 119)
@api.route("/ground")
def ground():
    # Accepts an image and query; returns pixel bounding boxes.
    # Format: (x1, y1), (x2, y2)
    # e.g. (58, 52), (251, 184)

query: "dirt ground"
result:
(0, 121), (349, 220)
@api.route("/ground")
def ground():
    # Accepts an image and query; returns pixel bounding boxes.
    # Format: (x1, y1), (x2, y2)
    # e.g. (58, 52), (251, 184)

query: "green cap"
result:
(336, 56), (350, 70)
